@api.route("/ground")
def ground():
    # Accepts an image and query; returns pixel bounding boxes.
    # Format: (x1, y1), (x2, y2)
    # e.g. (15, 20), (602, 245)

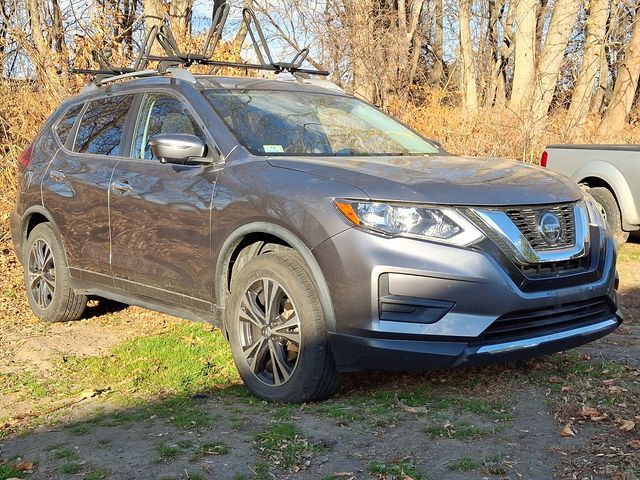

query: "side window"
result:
(74, 95), (134, 156)
(132, 93), (205, 160)
(55, 104), (84, 146)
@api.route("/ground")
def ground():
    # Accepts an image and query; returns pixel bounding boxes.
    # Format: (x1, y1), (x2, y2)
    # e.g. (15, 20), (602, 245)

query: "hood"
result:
(267, 155), (582, 206)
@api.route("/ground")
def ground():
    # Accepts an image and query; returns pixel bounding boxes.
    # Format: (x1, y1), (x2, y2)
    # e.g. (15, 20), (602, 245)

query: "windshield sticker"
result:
(263, 145), (285, 153)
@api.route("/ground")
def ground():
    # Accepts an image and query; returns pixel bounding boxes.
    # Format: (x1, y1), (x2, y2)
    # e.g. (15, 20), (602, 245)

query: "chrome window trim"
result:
(470, 202), (590, 265)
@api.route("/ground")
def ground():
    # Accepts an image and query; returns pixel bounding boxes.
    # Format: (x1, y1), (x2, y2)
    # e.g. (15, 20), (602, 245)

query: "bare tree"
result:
(597, 3), (640, 134)
(459, 0), (478, 112)
(530, 0), (582, 120)
(509, 0), (538, 112)
(567, 0), (611, 128)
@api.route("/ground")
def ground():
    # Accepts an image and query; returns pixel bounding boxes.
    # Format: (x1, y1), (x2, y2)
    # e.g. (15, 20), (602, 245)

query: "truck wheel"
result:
(588, 187), (629, 247)
(23, 223), (87, 322)
(226, 249), (340, 402)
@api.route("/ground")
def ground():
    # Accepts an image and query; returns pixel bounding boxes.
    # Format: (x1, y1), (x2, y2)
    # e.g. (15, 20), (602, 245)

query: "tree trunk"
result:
(509, 0), (538, 113)
(232, 0), (255, 52)
(168, 0), (193, 44)
(591, 44), (609, 113)
(143, 0), (165, 55)
(430, 0), (444, 84)
(530, 0), (582, 120)
(25, 0), (65, 95)
(567, 0), (610, 128)
(597, 7), (640, 134)
(459, 0), (479, 113)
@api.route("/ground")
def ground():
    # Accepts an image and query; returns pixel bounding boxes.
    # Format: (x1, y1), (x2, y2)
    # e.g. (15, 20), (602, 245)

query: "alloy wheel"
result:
(237, 278), (301, 386)
(27, 239), (56, 309)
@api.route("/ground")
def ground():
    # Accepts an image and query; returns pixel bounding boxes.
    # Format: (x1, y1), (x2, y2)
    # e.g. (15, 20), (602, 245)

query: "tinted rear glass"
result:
(55, 104), (83, 145)
(74, 95), (134, 156)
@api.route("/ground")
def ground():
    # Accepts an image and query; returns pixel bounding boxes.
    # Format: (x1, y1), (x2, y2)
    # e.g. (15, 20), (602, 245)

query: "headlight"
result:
(583, 194), (608, 230)
(334, 199), (484, 246)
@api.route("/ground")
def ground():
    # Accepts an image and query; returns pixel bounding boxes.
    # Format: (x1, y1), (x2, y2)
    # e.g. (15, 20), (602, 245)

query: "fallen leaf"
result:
(395, 395), (429, 414)
(627, 439), (640, 449)
(548, 375), (562, 384)
(590, 415), (607, 422)
(561, 423), (576, 437)
(14, 461), (34, 472)
(579, 406), (600, 418)
(620, 420), (636, 431)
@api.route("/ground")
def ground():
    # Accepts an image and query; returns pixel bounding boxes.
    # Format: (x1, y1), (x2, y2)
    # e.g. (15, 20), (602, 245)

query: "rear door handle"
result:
(111, 180), (132, 194)
(49, 170), (65, 181)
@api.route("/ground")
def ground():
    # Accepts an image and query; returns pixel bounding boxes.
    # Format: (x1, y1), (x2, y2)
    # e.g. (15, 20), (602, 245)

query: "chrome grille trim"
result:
(505, 204), (575, 250)
(470, 202), (590, 265)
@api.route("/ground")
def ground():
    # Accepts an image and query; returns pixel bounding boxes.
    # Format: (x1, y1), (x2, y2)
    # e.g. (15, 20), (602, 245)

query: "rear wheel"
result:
(226, 249), (340, 402)
(23, 223), (87, 322)
(588, 187), (629, 247)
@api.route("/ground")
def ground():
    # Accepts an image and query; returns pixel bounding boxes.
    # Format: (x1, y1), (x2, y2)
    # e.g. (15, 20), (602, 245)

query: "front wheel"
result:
(226, 249), (340, 402)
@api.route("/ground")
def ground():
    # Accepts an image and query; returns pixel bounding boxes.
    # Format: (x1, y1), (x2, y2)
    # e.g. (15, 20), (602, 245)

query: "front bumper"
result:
(312, 226), (620, 372)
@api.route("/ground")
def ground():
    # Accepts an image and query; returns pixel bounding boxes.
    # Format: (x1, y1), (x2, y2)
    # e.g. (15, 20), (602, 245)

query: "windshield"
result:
(204, 89), (439, 157)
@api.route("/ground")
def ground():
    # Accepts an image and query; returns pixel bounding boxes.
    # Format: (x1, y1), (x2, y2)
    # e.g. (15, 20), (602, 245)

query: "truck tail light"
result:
(540, 150), (548, 168)
(18, 144), (33, 167)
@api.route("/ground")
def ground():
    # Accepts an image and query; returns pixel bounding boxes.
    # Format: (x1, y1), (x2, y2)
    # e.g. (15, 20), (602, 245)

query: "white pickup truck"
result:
(542, 145), (640, 245)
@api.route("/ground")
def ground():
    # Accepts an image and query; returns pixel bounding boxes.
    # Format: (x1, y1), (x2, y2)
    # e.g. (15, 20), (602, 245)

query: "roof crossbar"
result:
(70, 3), (329, 81)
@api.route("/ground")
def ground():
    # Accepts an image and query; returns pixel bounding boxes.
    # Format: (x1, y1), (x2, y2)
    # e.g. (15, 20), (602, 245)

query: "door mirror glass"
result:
(149, 134), (209, 165)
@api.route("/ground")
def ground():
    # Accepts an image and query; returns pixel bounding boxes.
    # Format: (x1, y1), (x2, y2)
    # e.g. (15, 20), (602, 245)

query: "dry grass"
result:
(3, 78), (640, 236)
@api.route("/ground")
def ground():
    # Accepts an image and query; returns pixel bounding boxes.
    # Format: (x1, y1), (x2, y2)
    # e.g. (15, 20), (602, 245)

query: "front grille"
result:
(478, 297), (615, 343)
(518, 255), (590, 277)
(505, 204), (575, 250)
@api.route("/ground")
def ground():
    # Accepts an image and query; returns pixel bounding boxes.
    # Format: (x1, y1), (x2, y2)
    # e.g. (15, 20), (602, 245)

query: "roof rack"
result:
(71, 2), (329, 83)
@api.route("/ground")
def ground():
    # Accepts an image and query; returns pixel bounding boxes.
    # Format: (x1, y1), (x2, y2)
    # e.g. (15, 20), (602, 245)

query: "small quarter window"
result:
(55, 104), (83, 146)
(74, 95), (134, 156)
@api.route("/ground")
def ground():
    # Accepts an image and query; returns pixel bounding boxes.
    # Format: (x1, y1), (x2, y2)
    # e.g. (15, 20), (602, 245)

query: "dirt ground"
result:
(1, 239), (640, 480)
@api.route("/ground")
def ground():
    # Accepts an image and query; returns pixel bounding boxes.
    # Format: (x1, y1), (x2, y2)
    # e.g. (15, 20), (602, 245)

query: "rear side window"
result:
(55, 104), (83, 146)
(74, 95), (134, 156)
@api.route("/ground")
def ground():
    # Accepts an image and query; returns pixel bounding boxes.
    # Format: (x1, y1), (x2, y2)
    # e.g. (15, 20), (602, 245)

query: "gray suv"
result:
(12, 70), (621, 402)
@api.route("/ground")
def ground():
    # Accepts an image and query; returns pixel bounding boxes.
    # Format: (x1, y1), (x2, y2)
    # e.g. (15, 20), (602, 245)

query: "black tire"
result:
(588, 187), (629, 247)
(226, 249), (340, 402)
(23, 223), (87, 323)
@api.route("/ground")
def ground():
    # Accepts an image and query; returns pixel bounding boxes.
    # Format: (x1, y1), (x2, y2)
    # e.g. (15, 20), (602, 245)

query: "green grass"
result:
(156, 443), (182, 462)
(0, 464), (25, 480)
(190, 441), (229, 460)
(451, 456), (480, 471)
(366, 460), (425, 479)
(254, 423), (316, 469)
(84, 469), (108, 480)
(252, 462), (270, 480)
(54, 446), (80, 460)
(60, 462), (82, 474)
(618, 244), (640, 262)
(59, 324), (238, 398)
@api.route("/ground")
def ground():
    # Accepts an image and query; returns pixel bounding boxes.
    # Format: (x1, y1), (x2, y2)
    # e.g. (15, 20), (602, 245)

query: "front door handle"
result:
(49, 170), (65, 181)
(111, 180), (132, 194)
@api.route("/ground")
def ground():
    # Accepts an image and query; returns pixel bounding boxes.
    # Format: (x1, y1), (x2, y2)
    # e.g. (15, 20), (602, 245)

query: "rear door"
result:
(109, 91), (218, 309)
(42, 94), (135, 282)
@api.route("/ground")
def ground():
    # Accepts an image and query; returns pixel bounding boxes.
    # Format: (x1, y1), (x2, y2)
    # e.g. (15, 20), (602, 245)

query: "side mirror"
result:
(149, 134), (210, 165)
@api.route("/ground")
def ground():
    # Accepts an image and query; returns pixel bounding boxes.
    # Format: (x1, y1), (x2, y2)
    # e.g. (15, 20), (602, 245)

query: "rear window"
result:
(74, 95), (134, 156)
(55, 104), (83, 146)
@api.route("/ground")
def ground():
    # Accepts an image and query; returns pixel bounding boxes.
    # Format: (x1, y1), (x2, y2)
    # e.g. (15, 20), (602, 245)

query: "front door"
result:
(109, 92), (218, 308)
